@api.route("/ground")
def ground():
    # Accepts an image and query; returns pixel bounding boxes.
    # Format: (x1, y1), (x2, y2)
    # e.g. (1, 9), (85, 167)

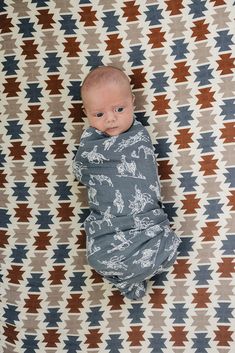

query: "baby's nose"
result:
(106, 111), (116, 123)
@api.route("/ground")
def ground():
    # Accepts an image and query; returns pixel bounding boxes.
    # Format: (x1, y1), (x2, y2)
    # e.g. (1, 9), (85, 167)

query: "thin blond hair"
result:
(81, 66), (131, 103)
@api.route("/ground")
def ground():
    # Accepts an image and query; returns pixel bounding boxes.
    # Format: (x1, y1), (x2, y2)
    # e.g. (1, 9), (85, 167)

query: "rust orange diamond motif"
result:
(182, 194), (200, 214)
(105, 34), (123, 55)
(122, 1), (140, 21)
(79, 6), (97, 26)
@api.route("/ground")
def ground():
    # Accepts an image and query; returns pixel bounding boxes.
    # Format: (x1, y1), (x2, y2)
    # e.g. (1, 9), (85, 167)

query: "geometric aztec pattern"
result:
(0, 0), (234, 352)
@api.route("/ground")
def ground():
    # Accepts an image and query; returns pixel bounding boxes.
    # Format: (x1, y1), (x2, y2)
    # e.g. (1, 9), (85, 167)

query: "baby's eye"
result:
(95, 112), (104, 118)
(115, 107), (124, 113)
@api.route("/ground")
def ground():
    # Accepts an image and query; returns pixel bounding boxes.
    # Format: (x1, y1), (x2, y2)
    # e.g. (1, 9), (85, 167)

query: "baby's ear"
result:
(82, 105), (87, 116)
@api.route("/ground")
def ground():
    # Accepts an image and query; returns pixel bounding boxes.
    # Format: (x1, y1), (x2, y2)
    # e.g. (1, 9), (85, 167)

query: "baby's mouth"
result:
(105, 126), (119, 135)
(106, 126), (117, 131)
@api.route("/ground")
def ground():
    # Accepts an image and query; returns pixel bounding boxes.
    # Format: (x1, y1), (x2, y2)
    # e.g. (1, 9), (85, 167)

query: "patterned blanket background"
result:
(0, 1), (234, 352)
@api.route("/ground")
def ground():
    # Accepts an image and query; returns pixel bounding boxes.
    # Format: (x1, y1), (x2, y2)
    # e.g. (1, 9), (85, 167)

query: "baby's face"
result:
(83, 81), (134, 136)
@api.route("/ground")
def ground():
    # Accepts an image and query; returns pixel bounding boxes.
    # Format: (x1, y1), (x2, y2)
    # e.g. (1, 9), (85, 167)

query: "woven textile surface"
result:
(0, 1), (234, 352)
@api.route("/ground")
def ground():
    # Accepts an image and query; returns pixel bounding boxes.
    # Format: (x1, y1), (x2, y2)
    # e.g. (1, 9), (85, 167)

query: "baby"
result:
(73, 66), (180, 300)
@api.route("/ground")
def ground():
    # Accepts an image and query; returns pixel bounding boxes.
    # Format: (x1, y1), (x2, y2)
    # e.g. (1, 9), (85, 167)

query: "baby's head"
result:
(81, 66), (135, 136)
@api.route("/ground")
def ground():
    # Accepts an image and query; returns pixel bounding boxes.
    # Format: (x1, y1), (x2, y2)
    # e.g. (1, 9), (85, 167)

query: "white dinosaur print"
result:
(81, 146), (109, 164)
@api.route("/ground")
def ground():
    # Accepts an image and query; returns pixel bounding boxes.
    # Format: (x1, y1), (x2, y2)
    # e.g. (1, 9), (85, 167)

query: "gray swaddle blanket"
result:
(73, 119), (180, 299)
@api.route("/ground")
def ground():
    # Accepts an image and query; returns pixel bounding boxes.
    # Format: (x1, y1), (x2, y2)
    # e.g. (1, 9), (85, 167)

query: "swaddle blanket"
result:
(73, 119), (180, 299)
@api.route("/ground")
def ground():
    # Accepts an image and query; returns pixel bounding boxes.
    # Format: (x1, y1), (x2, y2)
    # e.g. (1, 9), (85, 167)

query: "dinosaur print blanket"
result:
(73, 119), (180, 299)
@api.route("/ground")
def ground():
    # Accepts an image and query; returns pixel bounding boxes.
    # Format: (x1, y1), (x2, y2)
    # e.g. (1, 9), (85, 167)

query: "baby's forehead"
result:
(83, 66), (130, 88)
(86, 69), (127, 87)
(81, 67), (132, 104)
